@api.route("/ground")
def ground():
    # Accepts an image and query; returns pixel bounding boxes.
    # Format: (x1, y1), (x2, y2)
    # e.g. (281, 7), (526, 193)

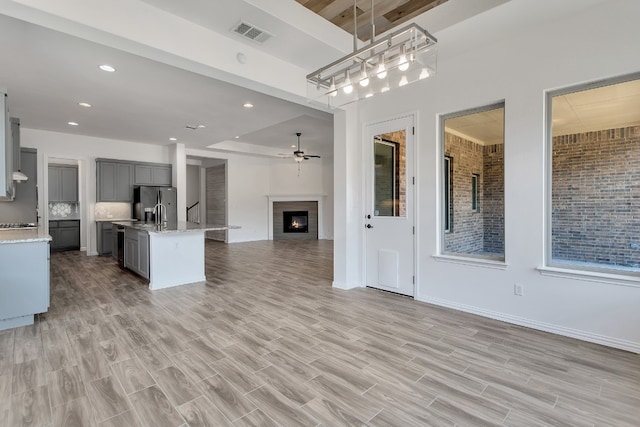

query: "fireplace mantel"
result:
(267, 195), (325, 240)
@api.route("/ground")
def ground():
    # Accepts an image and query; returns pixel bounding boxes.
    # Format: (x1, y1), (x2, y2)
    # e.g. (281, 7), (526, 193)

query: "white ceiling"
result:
(0, 13), (336, 157)
(0, 0), (508, 159)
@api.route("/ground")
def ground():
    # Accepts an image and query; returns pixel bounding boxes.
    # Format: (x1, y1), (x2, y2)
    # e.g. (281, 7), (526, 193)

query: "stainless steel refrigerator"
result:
(133, 186), (177, 223)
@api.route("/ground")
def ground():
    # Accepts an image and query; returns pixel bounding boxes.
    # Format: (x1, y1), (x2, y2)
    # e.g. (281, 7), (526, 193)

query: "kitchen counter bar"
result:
(112, 221), (239, 290)
(0, 227), (52, 244)
(111, 220), (237, 234)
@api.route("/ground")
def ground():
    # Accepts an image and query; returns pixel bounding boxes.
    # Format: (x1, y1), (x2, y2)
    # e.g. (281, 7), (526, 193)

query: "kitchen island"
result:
(0, 228), (51, 330)
(111, 221), (238, 290)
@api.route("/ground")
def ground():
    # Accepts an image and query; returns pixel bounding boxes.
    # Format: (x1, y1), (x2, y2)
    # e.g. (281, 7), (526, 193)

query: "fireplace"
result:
(269, 197), (321, 240)
(283, 211), (308, 233)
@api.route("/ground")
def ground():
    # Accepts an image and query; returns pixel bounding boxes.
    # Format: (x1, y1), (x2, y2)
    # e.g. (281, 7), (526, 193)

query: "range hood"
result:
(10, 118), (26, 182)
(0, 92), (27, 201)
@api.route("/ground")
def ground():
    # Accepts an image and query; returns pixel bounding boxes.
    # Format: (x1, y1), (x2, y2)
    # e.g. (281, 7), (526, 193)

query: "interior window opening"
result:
(548, 74), (640, 274)
(441, 103), (505, 260)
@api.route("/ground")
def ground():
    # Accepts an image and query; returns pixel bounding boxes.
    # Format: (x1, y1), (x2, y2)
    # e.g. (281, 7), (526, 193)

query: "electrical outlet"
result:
(514, 283), (524, 296)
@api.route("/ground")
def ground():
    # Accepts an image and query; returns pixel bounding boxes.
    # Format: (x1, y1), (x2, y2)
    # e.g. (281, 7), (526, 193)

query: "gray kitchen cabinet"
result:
(96, 222), (113, 256)
(134, 164), (172, 186)
(97, 161), (133, 202)
(49, 220), (80, 251)
(124, 228), (149, 279)
(48, 165), (78, 202)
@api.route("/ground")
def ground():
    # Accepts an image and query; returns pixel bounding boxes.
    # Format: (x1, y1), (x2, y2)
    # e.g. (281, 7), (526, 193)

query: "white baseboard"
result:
(332, 281), (362, 290)
(421, 296), (640, 354)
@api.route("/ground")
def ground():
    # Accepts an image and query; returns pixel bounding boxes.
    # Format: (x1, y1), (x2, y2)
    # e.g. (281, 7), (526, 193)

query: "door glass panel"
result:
(374, 130), (406, 217)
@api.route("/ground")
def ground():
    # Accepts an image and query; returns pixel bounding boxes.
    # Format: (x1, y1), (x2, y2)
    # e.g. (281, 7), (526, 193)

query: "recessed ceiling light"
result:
(197, 125), (206, 128)
(67, 121), (79, 126)
(243, 102), (253, 108)
(169, 137), (177, 141)
(290, 145), (296, 148)
(234, 136), (240, 139)
(78, 102), (91, 108)
(99, 64), (116, 72)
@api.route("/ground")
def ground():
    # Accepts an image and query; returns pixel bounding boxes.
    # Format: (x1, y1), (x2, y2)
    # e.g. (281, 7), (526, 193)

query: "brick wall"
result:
(482, 144), (504, 254)
(375, 130), (406, 217)
(444, 133), (484, 253)
(552, 126), (640, 268)
(444, 133), (504, 255)
(273, 201), (318, 240)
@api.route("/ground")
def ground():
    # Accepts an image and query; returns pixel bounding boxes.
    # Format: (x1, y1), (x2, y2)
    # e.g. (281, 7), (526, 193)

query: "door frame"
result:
(362, 111), (419, 297)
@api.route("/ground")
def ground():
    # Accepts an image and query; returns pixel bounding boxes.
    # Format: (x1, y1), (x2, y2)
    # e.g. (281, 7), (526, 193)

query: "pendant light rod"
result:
(370, 0), (376, 44)
(353, 0), (358, 52)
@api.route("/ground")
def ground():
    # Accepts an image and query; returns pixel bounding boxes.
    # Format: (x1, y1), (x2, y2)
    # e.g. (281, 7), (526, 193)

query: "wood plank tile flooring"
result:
(2, 239), (639, 426)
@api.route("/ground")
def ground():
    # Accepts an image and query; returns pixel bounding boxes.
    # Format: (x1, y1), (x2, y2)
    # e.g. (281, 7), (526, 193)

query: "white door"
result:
(364, 115), (415, 296)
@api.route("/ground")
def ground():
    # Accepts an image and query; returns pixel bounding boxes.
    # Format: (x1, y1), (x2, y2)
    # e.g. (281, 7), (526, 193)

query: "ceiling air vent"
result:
(232, 21), (272, 43)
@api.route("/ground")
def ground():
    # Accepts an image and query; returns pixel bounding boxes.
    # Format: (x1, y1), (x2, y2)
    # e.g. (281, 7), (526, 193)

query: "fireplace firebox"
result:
(283, 211), (308, 233)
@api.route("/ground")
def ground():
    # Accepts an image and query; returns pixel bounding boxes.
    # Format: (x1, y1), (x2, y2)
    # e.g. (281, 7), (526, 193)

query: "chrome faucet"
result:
(153, 203), (167, 225)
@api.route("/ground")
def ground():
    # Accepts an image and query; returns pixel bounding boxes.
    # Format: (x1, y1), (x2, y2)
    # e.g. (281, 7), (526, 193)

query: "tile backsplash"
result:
(95, 202), (132, 220)
(49, 202), (80, 219)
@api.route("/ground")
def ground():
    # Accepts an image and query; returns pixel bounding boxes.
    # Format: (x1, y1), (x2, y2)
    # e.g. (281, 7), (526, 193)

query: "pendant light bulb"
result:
(359, 62), (369, 87)
(419, 68), (430, 80)
(399, 75), (408, 87)
(328, 76), (337, 97)
(398, 45), (409, 72)
(342, 69), (353, 94)
(376, 54), (387, 79)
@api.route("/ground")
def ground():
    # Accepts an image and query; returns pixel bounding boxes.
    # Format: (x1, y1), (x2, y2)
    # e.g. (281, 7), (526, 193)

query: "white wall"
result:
(188, 148), (334, 243)
(22, 128), (170, 255)
(186, 164), (200, 208)
(340, 0), (640, 351)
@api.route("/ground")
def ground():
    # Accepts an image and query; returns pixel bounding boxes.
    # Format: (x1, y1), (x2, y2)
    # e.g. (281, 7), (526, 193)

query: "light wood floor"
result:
(1, 240), (639, 427)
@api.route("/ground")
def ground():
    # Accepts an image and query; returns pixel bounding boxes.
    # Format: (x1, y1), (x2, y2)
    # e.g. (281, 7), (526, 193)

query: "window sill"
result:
(537, 266), (640, 288)
(432, 254), (508, 270)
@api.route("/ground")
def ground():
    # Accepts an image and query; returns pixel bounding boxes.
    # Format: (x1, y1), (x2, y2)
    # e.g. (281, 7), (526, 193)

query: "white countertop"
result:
(111, 221), (239, 234)
(95, 218), (138, 222)
(0, 227), (52, 244)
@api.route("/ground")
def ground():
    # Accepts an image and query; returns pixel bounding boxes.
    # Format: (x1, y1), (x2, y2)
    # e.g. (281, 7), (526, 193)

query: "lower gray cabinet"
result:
(124, 228), (149, 279)
(96, 222), (113, 256)
(49, 220), (80, 252)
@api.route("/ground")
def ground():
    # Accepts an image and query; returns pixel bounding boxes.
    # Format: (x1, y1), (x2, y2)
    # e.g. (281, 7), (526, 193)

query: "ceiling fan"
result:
(289, 132), (321, 163)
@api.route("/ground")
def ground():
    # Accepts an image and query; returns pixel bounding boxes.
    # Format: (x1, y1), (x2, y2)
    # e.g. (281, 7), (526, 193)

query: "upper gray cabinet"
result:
(48, 165), (78, 202)
(96, 159), (172, 203)
(97, 161), (133, 202)
(134, 164), (172, 186)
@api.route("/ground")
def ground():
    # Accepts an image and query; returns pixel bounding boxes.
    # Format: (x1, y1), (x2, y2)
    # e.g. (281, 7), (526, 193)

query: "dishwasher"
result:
(112, 224), (126, 268)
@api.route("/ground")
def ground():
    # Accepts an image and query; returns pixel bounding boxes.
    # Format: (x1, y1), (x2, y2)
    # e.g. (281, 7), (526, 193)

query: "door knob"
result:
(366, 224), (373, 229)
(366, 214), (371, 219)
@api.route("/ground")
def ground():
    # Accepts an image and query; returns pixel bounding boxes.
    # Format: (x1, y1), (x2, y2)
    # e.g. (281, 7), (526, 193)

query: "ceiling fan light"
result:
(342, 69), (353, 94)
(294, 156), (304, 163)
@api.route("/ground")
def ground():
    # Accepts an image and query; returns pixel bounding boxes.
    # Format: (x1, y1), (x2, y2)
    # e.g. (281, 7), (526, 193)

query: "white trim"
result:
(432, 254), (508, 270)
(267, 195), (325, 240)
(421, 296), (640, 354)
(537, 266), (640, 288)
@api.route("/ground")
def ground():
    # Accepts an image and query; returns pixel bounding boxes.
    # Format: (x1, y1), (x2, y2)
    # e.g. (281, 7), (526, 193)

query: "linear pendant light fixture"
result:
(306, 0), (437, 108)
